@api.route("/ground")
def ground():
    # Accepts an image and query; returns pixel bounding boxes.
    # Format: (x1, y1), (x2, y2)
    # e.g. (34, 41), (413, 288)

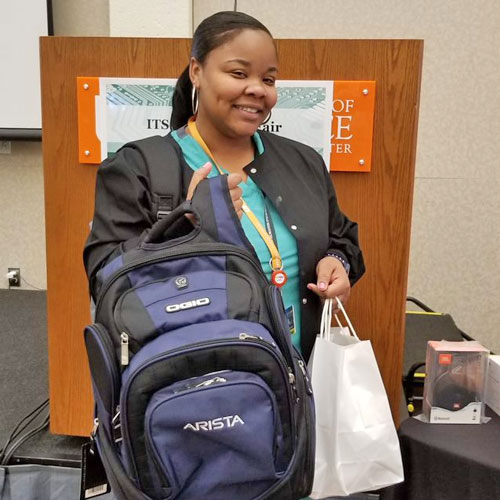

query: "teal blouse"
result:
(172, 127), (302, 352)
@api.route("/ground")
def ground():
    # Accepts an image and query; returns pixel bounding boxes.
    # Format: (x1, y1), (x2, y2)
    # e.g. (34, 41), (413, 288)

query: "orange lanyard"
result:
(187, 117), (288, 287)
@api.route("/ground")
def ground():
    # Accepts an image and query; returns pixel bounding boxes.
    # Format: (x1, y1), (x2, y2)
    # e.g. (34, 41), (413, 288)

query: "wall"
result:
(0, 142), (46, 290)
(52, 0), (110, 36)
(109, 0), (191, 37)
(0, 0), (110, 292)
(3, 0), (498, 353)
(0, 0), (190, 292)
(193, 0), (500, 353)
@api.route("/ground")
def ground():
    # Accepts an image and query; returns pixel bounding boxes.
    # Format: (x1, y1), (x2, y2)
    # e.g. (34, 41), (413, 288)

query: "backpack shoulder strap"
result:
(126, 135), (182, 220)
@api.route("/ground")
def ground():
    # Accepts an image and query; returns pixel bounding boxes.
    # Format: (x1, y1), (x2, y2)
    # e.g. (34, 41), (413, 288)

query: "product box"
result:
(423, 341), (489, 424)
(485, 355), (500, 417)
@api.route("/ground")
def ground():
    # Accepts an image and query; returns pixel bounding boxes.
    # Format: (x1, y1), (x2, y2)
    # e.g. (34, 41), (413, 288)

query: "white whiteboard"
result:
(0, 0), (49, 134)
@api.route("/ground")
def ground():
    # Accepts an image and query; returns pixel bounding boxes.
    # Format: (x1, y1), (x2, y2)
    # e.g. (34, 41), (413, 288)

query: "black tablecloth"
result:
(381, 408), (500, 500)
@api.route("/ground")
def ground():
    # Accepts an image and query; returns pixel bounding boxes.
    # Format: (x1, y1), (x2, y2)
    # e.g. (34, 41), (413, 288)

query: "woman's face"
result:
(190, 29), (278, 140)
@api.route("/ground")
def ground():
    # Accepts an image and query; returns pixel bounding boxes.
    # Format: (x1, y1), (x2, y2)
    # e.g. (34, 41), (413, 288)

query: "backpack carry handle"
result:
(142, 176), (256, 256)
(142, 200), (199, 245)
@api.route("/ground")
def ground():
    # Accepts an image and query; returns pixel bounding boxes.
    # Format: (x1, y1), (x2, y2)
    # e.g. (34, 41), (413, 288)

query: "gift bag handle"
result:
(319, 298), (331, 339)
(320, 298), (359, 340)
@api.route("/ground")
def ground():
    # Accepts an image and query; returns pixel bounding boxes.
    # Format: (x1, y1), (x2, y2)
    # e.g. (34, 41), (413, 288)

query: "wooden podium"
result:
(40, 37), (423, 436)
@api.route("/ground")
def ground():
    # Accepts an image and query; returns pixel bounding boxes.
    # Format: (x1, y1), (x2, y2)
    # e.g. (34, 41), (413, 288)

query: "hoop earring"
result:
(261, 111), (272, 125)
(191, 87), (198, 115)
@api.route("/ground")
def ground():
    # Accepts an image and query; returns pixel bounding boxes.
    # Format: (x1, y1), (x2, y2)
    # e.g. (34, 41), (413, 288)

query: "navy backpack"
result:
(84, 174), (315, 500)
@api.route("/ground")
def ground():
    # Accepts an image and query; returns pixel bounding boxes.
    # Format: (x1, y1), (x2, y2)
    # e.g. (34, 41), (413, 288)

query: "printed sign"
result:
(77, 77), (374, 172)
(266, 81), (333, 163)
(98, 78), (177, 156)
(330, 81), (376, 172)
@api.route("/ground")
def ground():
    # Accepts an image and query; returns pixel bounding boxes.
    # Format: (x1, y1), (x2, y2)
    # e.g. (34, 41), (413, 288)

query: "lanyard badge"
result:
(271, 269), (288, 288)
(265, 204), (288, 288)
(187, 117), (288, 288)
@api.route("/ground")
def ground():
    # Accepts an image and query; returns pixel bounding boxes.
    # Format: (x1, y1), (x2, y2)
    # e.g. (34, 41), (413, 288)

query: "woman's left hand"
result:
(307, 256), (351, 308)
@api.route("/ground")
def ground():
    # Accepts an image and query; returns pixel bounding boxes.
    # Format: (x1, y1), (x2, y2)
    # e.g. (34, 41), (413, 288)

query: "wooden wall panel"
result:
(274, 39), (423, 414)
(40, 37), (422, 435)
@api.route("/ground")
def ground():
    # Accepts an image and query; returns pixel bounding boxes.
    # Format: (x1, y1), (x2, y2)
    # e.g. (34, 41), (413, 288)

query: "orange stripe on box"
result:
(77, 77), (101, 164)
(330, 81), (376, 172)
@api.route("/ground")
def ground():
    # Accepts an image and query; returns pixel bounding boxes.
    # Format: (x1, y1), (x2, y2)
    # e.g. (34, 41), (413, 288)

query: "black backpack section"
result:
(84, 173), (315, 500)
(117, 135), (184, 221)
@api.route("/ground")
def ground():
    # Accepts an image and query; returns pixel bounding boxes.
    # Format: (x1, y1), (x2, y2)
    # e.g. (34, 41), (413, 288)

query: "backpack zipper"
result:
(194, 376), (227, 387)
(297, 358), (315, 490)
(112, 406), (122, 444)
(120, 333), (129, 366)
(298, 359), (313, 395)
(264, 286), (296, 370)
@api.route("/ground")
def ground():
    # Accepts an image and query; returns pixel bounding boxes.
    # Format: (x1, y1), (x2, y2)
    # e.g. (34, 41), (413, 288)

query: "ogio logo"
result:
(183, 415), (245, 432)
(165, 297), (210, 313)
(174, 276), (188, 289)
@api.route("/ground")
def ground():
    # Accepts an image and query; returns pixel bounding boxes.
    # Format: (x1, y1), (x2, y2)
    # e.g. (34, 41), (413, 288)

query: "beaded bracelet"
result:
(325, 252), (350, 275)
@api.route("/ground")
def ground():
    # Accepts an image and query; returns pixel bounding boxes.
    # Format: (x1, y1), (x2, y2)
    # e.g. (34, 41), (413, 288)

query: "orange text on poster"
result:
(330, 81), (375, 172)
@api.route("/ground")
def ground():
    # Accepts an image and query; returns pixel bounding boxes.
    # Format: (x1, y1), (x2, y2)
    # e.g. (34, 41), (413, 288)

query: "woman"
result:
(84, 11), (365, 361)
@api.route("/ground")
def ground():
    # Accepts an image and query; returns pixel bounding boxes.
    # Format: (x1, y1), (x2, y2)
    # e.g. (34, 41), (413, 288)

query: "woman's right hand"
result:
(186, 162), (244, 218)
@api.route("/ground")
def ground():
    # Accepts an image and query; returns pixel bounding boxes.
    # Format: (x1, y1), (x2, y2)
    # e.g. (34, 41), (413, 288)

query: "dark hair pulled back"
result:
(170, 11), (273, 130)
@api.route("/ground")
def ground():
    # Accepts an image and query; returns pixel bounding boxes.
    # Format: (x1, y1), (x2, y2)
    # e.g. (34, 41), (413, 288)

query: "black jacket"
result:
(84, 131), (365, 360)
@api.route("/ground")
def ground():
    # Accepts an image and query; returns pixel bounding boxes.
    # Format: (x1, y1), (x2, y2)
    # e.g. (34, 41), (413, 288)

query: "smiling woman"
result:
(84, 10), (365, 359)
(168, 13), (364, 356)
(83, 10), (365, 500)
(190, 29), (278, 152)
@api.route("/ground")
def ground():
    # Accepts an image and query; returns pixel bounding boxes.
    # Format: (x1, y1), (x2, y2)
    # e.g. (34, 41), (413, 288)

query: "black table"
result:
(381, 408), (500, 500)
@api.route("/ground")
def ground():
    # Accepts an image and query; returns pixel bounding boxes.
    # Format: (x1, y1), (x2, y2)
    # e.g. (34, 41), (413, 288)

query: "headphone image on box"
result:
(432, 353), (481, 411)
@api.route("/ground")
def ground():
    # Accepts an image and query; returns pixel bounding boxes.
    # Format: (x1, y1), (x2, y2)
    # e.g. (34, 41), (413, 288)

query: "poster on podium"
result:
(77, 77), (374, 172)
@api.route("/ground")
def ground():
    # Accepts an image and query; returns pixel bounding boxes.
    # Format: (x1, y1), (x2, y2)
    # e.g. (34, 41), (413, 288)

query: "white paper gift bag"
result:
(308, 298), (404, 498)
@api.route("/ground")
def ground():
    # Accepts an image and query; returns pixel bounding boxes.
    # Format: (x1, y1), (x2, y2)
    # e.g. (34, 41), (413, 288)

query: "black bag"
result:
(84, 172), (315, 500)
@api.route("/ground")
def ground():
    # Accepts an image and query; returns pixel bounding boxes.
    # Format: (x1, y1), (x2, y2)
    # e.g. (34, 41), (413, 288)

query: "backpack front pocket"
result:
(115, 270), (258, 351)
(144, 371), (284, 500)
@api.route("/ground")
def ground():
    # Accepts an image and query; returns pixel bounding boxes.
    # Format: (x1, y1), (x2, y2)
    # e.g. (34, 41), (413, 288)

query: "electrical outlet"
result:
(7, 268), (21, 287)
(0, 141), (11, 154)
